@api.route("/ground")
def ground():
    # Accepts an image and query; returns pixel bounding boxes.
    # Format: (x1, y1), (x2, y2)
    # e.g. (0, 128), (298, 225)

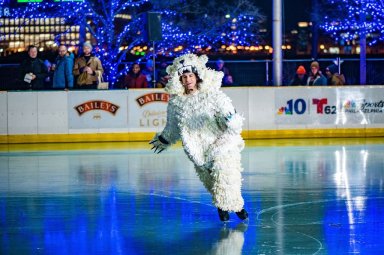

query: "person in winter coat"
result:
(307, 61), (327, 86)
(52, 44), (74, 90)
(325, 64), (346, 86)
(20, 45), (48, 90)
(289, 65), (308, 86)
(73, 42), (103, 89)
(214, 59), (234, 86)
(149, 54), (248, 222)
(123, 63), (148, 89)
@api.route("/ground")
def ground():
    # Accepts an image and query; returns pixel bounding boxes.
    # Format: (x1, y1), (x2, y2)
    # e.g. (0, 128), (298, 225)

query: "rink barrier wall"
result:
(0, 86), (384, 143)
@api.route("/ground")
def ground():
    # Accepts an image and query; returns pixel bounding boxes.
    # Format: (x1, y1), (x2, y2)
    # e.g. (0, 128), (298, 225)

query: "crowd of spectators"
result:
(13, 45), (349, 90)
(289, 61), (346, 86)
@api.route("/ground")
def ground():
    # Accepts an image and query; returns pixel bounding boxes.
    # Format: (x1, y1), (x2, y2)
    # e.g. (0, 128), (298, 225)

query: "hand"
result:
(149, 139), (165, 154)
(149, 135), (169, 154)
(85, 67), (93, 74)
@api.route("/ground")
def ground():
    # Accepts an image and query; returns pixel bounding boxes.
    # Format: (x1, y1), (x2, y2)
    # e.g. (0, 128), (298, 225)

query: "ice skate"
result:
(236, 208), (248, 220)
(218, 208), (230, 222)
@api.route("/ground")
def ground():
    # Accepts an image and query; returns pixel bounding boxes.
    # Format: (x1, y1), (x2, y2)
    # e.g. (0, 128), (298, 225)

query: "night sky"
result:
(255, 0), (312, 31)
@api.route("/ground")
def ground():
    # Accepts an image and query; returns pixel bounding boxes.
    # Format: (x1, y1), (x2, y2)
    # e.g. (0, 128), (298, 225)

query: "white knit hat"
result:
(83, 42), (93, 50)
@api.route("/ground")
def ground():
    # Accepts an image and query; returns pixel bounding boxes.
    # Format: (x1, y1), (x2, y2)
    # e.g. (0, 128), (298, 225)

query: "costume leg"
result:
(195, 165), (214, 194)
(210, 150), (244, 212)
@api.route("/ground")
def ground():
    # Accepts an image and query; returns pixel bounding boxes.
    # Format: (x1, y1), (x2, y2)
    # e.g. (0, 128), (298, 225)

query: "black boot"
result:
(218, 208), (230, 222)
(236, 209), (248, 220)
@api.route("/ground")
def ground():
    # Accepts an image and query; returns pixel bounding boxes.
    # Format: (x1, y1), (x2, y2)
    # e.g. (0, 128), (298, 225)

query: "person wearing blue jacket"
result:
(306, 61), (327, 86)
(52, 44), (74, 90)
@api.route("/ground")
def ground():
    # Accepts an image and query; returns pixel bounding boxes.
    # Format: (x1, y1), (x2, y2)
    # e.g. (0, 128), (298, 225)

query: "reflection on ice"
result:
(209, 222), (248, 255)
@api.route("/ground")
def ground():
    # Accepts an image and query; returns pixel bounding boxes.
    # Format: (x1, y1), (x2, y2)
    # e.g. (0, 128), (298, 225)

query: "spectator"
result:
(52, 44), (74, 90)
(156, 61), (170, 88)
(214, 59), (233, 86)
(325, 64), (346, 86)
(307, 61), (327, 86)
(123, 63), (148, 89)
(20, 45), (48, 90)
(73, 42), (103, 89)
(142, 59), (158, 88)
(289, 65), (308, 86)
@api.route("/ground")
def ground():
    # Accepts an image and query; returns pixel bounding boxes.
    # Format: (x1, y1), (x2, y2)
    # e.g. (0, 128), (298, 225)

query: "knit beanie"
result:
(296, 65), (306, 75)
(83, 42), (93, 50)
(310, 61), (320, 69)
(326, 64), (338, 75)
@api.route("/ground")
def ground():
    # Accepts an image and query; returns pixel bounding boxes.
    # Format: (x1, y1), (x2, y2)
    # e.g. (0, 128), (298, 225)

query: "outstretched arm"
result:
(149, 96), (181, 154)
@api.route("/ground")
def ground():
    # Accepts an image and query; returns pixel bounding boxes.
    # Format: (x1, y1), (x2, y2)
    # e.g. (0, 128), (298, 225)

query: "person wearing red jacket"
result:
(123, 63), (148, 89)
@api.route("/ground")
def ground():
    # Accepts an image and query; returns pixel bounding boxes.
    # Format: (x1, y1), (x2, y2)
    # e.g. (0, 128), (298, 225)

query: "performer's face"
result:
(181, 72), (197, 93)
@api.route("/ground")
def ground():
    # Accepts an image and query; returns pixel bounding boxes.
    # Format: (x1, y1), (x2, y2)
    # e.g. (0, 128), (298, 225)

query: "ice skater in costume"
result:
(150, 54), (248, 222)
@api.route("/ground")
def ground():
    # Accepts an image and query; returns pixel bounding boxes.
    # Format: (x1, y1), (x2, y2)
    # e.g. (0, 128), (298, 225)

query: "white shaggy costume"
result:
(150, 54), (245, 212)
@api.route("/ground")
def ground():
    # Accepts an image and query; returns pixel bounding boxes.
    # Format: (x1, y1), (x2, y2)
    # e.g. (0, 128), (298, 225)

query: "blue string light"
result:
(320, 0), (384, 46)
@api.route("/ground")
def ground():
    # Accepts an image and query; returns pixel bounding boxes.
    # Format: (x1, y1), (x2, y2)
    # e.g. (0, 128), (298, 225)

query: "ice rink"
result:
(1, 138), (383, 254)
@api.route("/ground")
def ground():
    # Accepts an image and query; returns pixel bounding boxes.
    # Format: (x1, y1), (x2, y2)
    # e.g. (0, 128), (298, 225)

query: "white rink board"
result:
(0, 92), (7, 135)
(0, 86), (383, 136)
(37, 91), (68, 134)
(247, 88), (276, 129)
(7, 92), (38, 135)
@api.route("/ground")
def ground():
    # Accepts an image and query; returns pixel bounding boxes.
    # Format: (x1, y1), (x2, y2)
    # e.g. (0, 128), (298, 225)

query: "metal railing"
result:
(1, 58), (384, 90)
(207, 58), (384, 86)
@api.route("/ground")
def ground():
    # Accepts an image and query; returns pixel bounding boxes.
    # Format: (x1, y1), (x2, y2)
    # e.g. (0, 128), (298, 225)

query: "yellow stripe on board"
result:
(1, 138), (383, 152)
(0, 133), (154, 144)
(243, 128), (384, 139)
(0, 128), (384, 144)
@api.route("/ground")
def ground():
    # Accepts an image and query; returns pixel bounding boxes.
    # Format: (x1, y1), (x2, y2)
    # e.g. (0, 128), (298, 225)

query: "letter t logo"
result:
(312, 98), (328, 114)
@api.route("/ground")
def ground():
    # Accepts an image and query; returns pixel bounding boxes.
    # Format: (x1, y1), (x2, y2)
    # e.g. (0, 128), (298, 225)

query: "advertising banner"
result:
(127, 89), (169, 132)
(68, 91), (128, 129)
(275, 87), (384, 125)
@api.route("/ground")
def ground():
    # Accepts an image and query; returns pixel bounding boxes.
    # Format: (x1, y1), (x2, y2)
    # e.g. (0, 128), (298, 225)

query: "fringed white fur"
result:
(156, 54), (245, 212)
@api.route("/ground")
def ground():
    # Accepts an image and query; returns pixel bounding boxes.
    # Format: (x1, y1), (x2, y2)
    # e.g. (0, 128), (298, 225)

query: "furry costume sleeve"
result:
(150, 96), (181, 153)
(214, 90), (243, 136)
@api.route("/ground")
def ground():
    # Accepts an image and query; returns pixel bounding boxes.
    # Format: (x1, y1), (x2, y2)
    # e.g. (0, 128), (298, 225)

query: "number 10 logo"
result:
(285, 99), (307, 115)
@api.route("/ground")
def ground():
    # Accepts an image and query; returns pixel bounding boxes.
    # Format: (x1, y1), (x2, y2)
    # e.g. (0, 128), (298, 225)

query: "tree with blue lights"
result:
(5, 0), (265, 86)
(319, 0), (384, 85)
(153, 0), (265, 52)
(8, 0), (154, 86)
